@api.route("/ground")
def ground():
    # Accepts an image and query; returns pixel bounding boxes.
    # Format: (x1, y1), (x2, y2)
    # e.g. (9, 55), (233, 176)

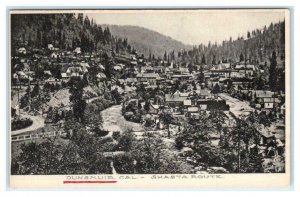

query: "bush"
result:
(112, 131), (121, 140)
(124, 113), (141, 123)
(91, 98), (113, 111)
(94, 128), (109, 137)
(113, 154), (135, 174)
(11, 118), (33, 131)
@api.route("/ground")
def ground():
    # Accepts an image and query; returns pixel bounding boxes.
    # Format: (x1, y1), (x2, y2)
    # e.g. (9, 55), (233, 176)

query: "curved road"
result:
(11, 115), (45, 136)
(11, 105), (142, 137)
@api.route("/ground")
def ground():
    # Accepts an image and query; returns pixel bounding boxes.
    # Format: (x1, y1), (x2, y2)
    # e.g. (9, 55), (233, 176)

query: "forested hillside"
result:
(104, 25), (191, 58)
(11, 13), (189, 59)
(11, 13), (285, 69)
(174, 20), (285, 67)
(11, 13), (131, 55)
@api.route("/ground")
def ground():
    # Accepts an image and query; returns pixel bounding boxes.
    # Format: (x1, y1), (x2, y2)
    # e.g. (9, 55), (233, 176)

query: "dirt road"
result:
(101, 105), (143, 133)
(11, 115), (45, 136)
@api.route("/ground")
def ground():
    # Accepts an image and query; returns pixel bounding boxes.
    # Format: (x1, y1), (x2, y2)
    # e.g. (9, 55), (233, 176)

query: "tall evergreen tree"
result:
(269, 51), (277, 91)
(201, 54), (206, 65)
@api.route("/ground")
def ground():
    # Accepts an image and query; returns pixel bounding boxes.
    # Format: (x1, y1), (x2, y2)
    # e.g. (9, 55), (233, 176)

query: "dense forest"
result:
(173, 20), (285, 67)
(11, 13), (135, 56)
(11, 13), (285, 69)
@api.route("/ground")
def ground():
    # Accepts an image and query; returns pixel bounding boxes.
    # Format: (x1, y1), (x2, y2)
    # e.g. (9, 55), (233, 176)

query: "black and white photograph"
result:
(8, 9), (291, 188)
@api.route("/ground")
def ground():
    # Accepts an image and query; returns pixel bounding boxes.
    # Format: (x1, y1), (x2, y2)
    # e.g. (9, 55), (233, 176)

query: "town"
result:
(10, 13), (286, 175)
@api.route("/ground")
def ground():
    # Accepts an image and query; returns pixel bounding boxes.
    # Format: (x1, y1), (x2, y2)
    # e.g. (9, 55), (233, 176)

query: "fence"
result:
(11, 130), (63, 142)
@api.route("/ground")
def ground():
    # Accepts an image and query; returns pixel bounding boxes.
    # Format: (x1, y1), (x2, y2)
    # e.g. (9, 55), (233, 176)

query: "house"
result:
(113, 65), (122, 71)
(231, 70), (245, 78)
(171, 74), (193, 81)
(125, 78), (138, 85)
(79, 62), (90, 73)
(165, 93), (187, 106)
(231, 78), (253, 89)
(178, 67), (190, 75)
(222, 63), (231, 69)
(280, 103), (285, 116)
(198, 89), (212, 99)
(96, 72), (107, 81)
(23, 63), (31, 72)
(165, 90), (191, 106)
(183, 99), (192, 106)
(138, 58), (144, 63)
(67, 67), (83, 77)
(48, 44), (54, 51)
(188, 107), (199, 113)
(117, 79), (125, 84)
(61, 65), (83, 79)
(210, 69), (231, 78)
(17, 47), (27, 54)
(97, 64), (105, 71)
(211, 64), (227, 71)
(251, 90), (281, 110)
(73, 47), (81, 54)
(130, 61), (138, 67)
(198, 101), (208, 111)
(44, 70), (52, 77)
(165, 67), (173, 74)
(233, 64), (256, 77)
(253, 90), (274, 101)
(262, 98), (280, 109)
(79, 62), (90, 68)
(17, 71), (33, 82)
(152, 66), (165, 73)
(51, 52), (59, 59)
(136, 73), (160, 86)
(115, 55), (131, 64)
(141, 66), (153, 73)
(130, 54), (137, 61)
(149, 103), (161, 114)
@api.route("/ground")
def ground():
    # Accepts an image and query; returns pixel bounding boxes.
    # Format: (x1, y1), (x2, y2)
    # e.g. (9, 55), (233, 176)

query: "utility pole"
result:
(17, 76), (21, 116)
(238, 120), (241, 173)
(244, 40), (247, 77)
(28, 74), (31, 111)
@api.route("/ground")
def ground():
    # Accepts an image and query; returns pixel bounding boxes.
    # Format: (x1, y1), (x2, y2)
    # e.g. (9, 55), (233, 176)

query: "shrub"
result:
(113, 154), (135, 174)
(94, 128), (109, 137)
(112, 131), (121, 140)
(11, 118), (33, 131)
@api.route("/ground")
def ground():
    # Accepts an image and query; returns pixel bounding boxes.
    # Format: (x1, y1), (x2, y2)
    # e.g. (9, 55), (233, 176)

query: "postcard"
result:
(8, 9), (291, 189)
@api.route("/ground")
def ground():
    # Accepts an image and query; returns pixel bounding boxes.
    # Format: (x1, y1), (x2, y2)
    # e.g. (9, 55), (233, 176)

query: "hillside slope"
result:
(104, 25), (191, 58)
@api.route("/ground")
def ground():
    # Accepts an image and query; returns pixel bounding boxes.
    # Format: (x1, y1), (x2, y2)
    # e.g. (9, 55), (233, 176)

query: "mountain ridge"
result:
(102, 24), (192, 58)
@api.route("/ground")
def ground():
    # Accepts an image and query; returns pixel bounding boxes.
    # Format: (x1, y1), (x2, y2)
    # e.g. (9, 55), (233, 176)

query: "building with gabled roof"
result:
(136, 73), (160, 85)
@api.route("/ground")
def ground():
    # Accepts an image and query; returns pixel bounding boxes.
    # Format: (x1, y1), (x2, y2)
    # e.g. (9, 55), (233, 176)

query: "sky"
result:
(86, 10), (287, 46)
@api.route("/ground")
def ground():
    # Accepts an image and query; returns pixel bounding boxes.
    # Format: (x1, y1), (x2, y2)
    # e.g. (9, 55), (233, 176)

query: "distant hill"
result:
(103, 25), (191, 58)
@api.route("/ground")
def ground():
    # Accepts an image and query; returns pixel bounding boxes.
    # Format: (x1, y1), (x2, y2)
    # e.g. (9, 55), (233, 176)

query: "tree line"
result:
(165, 20), (285, 67)
(11, 13), (133, 55)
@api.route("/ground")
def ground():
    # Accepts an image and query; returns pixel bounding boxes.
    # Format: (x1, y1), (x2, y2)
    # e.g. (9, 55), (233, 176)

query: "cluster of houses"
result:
(12, 45), (110, 85)
(12, 44), (285, 117)
(12, 44), (286, 172)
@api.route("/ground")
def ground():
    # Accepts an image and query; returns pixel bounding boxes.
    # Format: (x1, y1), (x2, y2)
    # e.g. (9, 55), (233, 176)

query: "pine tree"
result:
(78, 13), (84, 25)
(163, 51), (167, 61)
(84, 15), (90, 27)
(240, 53), (245, 62)
(201, 54), (206, 65)
(269, 51), (277, 91)
(212, 55), (217, 65)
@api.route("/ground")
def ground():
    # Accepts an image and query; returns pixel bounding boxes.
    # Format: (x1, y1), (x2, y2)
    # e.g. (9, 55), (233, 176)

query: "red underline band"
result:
(63, 180), (117, 184)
